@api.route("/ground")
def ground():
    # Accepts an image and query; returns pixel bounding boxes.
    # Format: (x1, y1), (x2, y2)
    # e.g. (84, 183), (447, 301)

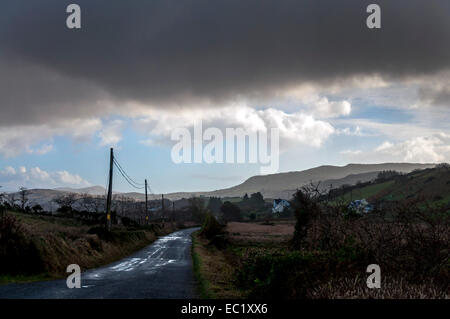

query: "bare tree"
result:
(52, 193), (78, 216)
(79, 194), (105, 214)
(5, 193), (18, 208)
(0, 186), (5, 216)
(18, 187), (29, 211)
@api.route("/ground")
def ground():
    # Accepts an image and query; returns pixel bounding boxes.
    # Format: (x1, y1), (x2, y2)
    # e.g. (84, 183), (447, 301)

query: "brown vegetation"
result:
(192, 232), (243, 299)
(0, 211), (177, 282)
(192, 185), (449, 299)
(226, 221), (294, 244)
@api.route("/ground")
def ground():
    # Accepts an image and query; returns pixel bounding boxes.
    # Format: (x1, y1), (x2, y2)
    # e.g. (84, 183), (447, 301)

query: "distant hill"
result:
(331, 165), (450, 206)
(192, 163), (436, 199)
(54, 186), (108, 196)
(8, 163), (436, 209)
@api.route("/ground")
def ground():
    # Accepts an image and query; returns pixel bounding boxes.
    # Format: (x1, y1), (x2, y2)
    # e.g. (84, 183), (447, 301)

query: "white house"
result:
(272, 199), (290, 214)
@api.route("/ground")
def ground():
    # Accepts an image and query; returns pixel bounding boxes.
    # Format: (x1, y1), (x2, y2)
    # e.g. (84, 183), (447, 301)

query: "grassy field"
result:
(0, 211), (178, 284)
(194, 215), (448, 299)
(226, 221), (294, 244)
(192, 220), (293, 299)
(332, 166), (450, 206)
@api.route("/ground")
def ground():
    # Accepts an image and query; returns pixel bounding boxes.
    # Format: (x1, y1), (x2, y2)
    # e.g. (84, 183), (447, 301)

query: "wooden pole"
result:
(106, 148), (114, 231)
(162, 194), (165, 222)
(145, 179), (148, 224)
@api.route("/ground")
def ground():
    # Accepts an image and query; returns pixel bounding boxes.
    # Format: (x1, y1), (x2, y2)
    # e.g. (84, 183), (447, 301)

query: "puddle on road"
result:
(82, 230), (192, 280)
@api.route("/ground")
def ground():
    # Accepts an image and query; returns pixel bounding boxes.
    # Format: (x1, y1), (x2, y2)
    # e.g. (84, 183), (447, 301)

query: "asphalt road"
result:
(0, 227), (199, 299)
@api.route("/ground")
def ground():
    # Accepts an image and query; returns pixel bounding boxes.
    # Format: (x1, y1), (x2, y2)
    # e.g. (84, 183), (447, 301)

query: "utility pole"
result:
(161, 194), (165, 222)
(106, 148), (114, 231)
(172, 201), (175, 224)
(145, 179), (148, 224)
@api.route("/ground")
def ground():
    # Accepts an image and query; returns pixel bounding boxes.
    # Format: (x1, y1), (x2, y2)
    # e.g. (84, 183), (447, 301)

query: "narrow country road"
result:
(0, 228), (199, 299)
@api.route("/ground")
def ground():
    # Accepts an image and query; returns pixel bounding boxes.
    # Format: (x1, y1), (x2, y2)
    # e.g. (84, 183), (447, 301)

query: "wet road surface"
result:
(0, 228), (199, 299)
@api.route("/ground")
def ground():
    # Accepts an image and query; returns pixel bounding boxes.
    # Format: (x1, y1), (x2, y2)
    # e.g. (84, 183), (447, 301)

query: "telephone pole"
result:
(161, 194), (165, 221)
(145, 179), (148, 224)
(106, 148), (114, 231)
(172, 201), (175, 224)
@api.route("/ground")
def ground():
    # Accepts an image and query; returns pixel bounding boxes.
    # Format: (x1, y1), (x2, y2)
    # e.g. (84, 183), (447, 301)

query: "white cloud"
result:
(336, 126), (364, 136)
(56, 170), (86, 185)
(375, 141), (395, 152)
(1, 166), (16, 175)
(35, 144), (53, 155)
(340, 150), (362, 156)
(341, 133), (450, 164)
(374, 135), (450, 163)
(98, 120), (125, 147)
(335, 119), (450, 141)
(0, 118), (102, 158)
(0, 166), (90, 191)
(134, 104), (335, 150)
(305, 96), (351, 118)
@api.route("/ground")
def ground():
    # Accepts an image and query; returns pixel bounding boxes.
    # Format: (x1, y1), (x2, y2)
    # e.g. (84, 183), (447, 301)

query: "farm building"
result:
(272, 199), (290, 214)
(348, 199), (373, 214)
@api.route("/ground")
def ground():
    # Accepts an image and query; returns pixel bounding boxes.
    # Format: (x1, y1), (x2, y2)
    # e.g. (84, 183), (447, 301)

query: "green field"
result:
(332, 166), (450, 207)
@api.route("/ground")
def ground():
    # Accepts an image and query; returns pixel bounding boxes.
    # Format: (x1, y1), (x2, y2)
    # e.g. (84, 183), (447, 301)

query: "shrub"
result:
(221, 201), (242, 222)
(236, 250), (334, 299)
(200, 213), (224, 238)
(121, 216), (139, 227)
(0, 215), (44, 275)
(87, 226), (113, 241)
(291, 189), (322, 249)
(188, 197), (208, 223)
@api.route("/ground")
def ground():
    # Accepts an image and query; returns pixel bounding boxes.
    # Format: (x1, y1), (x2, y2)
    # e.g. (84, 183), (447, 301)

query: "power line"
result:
(113, 157), (145, 186)
(146, 183), (154, 194)
(113, 158), (143, 188)
(115, 165), (145, 190)
(113, 158), (145, 190)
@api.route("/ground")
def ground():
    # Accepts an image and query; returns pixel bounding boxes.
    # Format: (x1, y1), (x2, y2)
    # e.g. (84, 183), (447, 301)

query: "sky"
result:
(0, 0), (449, 193)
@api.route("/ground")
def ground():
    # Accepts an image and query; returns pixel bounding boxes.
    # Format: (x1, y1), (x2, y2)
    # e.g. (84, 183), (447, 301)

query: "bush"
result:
(236, 250), (334, 299)
(121, 216), (139, 227)
(200, 213), (223, 239)
(221, 201), (242, 222)
(0, 215), (44, 275)
(291, 189), (322, 249)
(87, 226), (113, 241)
(188, 197), (208, 223)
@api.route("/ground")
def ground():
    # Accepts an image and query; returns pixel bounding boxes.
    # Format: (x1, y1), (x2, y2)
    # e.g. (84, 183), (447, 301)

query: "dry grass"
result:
(226, 221), (295, 244)
(309, 276), (449, 299)
(1, 211), (178, 281)
(192, 232), (243, 299)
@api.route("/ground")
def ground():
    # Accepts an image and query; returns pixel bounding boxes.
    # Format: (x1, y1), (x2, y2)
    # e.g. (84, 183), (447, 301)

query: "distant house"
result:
(348, 199), (373, 214)
(272, 199), (290, 214)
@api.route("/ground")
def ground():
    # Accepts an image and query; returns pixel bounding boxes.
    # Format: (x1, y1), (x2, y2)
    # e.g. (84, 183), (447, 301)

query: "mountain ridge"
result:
(19, 162), (436, 202)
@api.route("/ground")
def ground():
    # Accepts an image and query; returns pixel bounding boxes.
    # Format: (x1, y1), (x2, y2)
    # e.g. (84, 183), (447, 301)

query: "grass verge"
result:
(191, 231), (215, 299)
(191, 231), (243, 299)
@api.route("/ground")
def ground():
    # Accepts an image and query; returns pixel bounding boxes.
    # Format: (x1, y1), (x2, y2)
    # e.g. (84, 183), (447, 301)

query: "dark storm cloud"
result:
(419, 85), (450, 106)
(1, 0), (449, 125)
